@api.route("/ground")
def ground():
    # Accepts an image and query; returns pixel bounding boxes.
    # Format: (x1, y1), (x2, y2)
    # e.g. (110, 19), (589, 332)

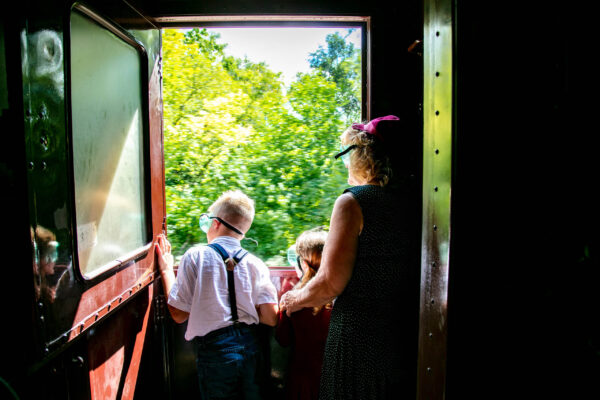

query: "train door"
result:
(3, 1), (165, 398)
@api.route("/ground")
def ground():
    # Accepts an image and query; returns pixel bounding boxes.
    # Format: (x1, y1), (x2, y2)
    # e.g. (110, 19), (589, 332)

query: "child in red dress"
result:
(275, 228), (332, 400)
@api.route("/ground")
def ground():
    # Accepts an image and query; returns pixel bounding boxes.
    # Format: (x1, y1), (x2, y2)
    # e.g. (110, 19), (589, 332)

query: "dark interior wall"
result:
(0, 1), (37, 394)
(448, 2), (598, 398)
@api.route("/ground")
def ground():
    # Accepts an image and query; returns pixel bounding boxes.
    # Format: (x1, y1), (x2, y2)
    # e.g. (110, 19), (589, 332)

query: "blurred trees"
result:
(308, 31), (362, 124)
(162, 28), (360, 264)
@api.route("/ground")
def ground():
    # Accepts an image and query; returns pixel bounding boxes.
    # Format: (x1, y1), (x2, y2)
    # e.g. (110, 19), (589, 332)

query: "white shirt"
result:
(168, 236), (278, 340)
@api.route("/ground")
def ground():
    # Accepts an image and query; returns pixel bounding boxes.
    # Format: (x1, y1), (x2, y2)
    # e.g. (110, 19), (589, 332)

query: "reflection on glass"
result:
(70, 10), (147, 277)
(32, 225), (59, 302)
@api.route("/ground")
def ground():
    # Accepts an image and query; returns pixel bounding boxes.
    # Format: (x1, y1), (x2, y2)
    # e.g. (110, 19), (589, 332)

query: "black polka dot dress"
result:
(319, 185), (420, 400)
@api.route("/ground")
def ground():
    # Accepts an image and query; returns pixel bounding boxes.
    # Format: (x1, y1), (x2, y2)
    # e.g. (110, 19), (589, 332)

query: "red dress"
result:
(275, 306), (332, 400)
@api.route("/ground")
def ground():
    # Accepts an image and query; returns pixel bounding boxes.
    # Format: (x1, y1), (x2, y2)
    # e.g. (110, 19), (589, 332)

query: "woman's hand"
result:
(155, 234), (174, 273)
(279, 290), (302, 317)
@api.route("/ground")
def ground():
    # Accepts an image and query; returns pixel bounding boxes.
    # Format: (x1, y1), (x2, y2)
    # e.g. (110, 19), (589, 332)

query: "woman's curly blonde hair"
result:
(341, 126), (393, 187)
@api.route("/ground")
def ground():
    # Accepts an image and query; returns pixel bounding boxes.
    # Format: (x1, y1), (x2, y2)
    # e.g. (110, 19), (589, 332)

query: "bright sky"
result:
(205, 27), (361, 86)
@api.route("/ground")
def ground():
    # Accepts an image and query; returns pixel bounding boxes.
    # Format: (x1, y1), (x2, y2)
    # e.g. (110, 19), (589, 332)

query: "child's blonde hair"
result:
(293, 228), (331, 314)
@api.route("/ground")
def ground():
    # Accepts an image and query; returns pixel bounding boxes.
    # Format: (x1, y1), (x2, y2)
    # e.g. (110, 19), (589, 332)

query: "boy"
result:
(156, 190), (278, 399)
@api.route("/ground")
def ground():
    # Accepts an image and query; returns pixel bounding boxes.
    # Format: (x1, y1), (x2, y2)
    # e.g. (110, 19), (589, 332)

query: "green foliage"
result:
(308, 31), (362, 124)
(162, 28), (360, 264)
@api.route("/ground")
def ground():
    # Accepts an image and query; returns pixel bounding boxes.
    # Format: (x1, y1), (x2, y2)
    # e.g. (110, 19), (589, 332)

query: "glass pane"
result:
(70, 10), (147, 277)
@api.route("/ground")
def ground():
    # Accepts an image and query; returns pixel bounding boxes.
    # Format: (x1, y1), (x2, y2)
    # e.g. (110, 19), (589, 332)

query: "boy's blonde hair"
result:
(209, 190), (255, 232)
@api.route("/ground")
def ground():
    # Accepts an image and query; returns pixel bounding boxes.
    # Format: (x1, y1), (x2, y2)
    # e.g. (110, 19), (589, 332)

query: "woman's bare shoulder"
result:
(335, 191), (359, 207)
(331, 192), (363, 234)
(334, 192), (362, 215)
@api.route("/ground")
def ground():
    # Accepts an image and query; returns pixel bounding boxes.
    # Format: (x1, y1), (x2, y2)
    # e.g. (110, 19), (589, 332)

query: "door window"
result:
(69, 6), (149, 278)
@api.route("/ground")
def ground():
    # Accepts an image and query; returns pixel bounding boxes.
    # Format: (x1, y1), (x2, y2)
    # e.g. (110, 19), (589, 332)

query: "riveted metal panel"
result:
(417, 0), (453, 399)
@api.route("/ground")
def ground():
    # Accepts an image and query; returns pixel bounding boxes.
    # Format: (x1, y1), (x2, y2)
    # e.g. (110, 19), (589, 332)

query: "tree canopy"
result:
(162, 28), (361, 264)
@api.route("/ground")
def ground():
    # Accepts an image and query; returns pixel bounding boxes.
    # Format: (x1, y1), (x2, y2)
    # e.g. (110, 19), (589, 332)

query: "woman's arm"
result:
(279, 193), (362, 315)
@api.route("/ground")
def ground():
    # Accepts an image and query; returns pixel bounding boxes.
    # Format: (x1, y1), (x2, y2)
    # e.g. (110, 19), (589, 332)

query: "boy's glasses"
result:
(199, 213), (242, 235)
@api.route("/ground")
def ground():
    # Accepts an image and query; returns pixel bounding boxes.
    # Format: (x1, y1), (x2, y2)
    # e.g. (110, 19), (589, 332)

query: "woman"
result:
(279, 115), (419, 399)
(275, 228), (332, 400)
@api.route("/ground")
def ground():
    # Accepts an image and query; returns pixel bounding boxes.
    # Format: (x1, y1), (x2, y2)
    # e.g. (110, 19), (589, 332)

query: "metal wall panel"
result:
(417, 0), (453, 399)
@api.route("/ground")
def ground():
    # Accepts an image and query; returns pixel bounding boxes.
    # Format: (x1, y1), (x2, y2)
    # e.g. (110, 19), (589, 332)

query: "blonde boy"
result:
(157, 190), (278, 399)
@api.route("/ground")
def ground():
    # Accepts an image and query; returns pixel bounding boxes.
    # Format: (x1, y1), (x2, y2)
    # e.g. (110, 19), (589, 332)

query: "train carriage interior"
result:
(1, 0), (597, 399)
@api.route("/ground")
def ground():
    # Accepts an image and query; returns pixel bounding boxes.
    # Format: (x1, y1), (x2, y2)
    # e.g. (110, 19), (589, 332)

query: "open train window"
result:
(159, 17), (368, 266)
(68, 4), (151, 279)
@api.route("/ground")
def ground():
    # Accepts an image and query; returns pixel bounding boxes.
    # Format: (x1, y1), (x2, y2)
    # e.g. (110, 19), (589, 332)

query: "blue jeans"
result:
(194, 324), (262, 400)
